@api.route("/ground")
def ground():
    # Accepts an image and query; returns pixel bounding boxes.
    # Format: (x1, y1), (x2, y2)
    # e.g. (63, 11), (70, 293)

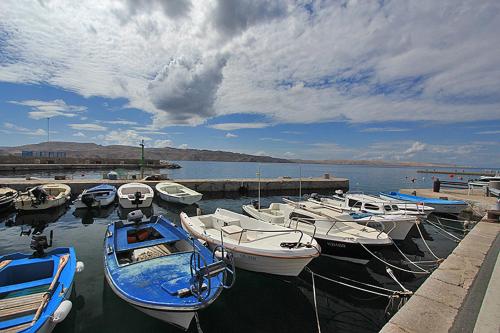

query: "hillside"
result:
(0, 142), (290, 163)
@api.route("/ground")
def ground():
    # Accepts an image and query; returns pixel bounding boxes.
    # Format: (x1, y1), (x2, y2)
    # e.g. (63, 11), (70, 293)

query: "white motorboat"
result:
(312, 192), (433, 217)
(155, 182), (202, 205)
(0, 187), (18, 210)
(74, 184), (117, 209)
(380, 192), (467, 215)
(242, 200), (393, 264)
(180, 209), (320, 276)
(15, 184), (71, 211)
(117, 183), (154, 208)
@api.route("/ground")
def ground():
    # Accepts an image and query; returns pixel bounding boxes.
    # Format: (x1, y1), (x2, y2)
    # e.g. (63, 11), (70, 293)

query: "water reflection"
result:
(73, 204), (116, 225)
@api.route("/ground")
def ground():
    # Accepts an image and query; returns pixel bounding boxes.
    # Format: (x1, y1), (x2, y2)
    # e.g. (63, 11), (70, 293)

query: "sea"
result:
(0, 161), (476, 333)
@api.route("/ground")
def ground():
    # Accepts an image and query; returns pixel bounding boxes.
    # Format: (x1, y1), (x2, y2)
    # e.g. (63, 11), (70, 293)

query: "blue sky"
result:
(0, 1), (499, 166)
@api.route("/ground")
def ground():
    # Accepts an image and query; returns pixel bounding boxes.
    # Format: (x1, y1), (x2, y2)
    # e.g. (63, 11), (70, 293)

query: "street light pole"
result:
(47, 117), (50, 143)
(140, 139), (145, 179)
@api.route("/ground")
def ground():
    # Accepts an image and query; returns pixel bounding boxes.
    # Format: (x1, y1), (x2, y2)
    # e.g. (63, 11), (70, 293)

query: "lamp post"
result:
(140, 139), (145, 179)
(47, 117), (50, 143)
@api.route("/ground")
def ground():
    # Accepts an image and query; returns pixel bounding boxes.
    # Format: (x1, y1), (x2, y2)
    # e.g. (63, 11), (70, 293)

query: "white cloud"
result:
(283, 151), (295, 157)
(72, 131), (86, 137)
(103, 119), (138, 125)
(69, 123), (107, 131)
(3, 122), (47, 136)
(153, 139), (173, 148)
(178, 143), (189, 149)
(360, 127), (410, 133)
(101, 130), (152, 146)
(225, 132), (238, 138)
(209, 122), (270, 131)
(476, 130), (500, 135)
(403, 141), (426, 156)
(9, 99), (87, 119)
(0, 1), (499, 127)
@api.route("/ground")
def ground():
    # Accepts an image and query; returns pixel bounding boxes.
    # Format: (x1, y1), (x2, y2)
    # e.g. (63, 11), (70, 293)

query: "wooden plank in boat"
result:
(0, 322), (32, 333)
(0, 292), (45, 320)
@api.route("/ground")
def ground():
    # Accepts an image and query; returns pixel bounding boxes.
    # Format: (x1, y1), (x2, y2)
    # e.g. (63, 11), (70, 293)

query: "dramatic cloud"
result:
(208, 122), (270, 130)
(1, 0), (499, 127)
(9, 99), (87, 119)
(69, 123), (107, 131)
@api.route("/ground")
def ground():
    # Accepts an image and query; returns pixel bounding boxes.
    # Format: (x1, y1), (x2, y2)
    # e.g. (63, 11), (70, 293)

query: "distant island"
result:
(0, 142), (456, 168)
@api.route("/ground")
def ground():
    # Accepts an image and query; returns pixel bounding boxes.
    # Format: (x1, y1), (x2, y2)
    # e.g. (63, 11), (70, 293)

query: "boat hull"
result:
(158, 192), (202, 205)
(356, 218), (417, 241)
(315, 238), (390, 265)
(15, 197), (69, 211)
(133, 306), (195, 330)
(379, 194), (467, 215)
(74, 195), (115, 209)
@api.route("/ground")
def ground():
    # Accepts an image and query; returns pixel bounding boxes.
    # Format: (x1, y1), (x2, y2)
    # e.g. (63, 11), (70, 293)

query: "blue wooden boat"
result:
(104, 211), (234, 330)
(0, 232), (83, 333)
(74, 184), (117, 209)
(380, 191), (467, 215)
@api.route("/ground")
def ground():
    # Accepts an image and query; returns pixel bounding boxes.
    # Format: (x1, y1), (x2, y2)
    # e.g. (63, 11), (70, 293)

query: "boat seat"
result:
(115, 225), (180, 252)
(0, 292), (45, 322)
(221, 225), (243, 241)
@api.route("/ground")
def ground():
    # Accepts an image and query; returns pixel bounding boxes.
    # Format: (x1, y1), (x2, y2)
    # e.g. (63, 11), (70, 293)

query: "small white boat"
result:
(181, 209), (320, 276)
(15, 184), (71, 211)
(117, 183), (154, 208)
(0, 187), (18, 210)
(313, 192), (433, 217)
(380, 192), (467, 215)
(242, 200), (392, 264)
(156, 182), (202, 205)
(74, 184), (117, 209)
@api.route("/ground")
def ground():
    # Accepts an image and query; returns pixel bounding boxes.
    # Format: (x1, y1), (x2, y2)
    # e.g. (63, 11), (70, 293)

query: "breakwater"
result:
(0, 177), (349, 198)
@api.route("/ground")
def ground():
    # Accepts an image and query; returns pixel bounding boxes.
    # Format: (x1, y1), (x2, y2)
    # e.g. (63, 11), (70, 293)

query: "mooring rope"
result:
(425, 218), (462, 242)
(391, 240), (431, 273)
(357, 242), (430, 274)
(310, 269), (322, 333)
(415, 222), (444, 262)
(194, 312), (204, 333)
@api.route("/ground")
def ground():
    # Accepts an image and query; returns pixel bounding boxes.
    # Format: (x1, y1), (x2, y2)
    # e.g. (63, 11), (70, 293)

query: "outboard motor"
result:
(30, 230), (53, 258)
(31, 186), (48, 205)
(127, 209), (144, 224)
(252, 200), (259, 209)
(335, 189), (344, 197)
(131, 191), (143, 207)
(81, 193), (95, 208)
(310, 193), (320, 201)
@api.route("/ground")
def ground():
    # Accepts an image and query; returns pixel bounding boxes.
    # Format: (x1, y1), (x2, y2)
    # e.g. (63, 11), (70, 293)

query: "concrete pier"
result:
(381, 218), (499, 333)
(0, 177), (349, 198)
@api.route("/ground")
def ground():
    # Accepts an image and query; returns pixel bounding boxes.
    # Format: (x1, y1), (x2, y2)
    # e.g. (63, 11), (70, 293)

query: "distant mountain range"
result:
(0, 142), (454, 167)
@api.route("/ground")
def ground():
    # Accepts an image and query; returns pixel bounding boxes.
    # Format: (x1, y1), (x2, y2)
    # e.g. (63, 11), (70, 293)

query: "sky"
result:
(0, 0), (499, 167)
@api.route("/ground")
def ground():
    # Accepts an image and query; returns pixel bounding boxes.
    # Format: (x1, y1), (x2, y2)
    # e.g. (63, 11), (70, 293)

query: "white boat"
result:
(156, 182), (202, 205)
(180, 209), (320, 276)
(380, 192), (467, 215)
(15, 184), (71, 211)
(242, 200), (392, 264)
(313, 192), (433, 217)
(117, 183), (154, 208)
(74, 184), (117, 209)
(305, 194), (420, 241)
(0, 187), (18, 210)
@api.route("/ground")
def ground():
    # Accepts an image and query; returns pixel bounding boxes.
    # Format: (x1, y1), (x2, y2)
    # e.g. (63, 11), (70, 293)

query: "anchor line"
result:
(415, 221), (444, 262)
(424, 218), (462, 242)
(310, 269), (322, 333)
(357, 242), (430, 275)
(390, 240), (432, 273)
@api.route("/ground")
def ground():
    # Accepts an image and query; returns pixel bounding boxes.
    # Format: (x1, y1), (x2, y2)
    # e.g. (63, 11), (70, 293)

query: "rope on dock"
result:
(310, 269), (322, 333)
(357, 242), (430, 274)
(424, 218), (462, 242)
(415, 222), (444, 262)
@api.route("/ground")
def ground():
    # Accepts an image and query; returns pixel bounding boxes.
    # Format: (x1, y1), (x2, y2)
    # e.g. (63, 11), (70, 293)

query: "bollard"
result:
(433, 179), (441, 192)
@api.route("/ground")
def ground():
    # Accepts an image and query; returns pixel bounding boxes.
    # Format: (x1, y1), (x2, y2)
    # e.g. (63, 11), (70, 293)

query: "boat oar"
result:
(0, 260), (12, 270)
(31, 254), (69, 326)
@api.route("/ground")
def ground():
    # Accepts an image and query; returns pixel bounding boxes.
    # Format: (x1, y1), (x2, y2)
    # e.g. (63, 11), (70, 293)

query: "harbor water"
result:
(0, 162), (472, 333)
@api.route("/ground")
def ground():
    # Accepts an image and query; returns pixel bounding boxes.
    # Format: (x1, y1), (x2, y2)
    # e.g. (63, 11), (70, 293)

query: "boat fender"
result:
(76, 261), (85, 273)
(52, 300), (72, 323)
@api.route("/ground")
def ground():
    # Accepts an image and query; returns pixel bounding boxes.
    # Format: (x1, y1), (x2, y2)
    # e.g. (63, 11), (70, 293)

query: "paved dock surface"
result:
(0, 177), (349, 198)
(381, 219), (499, 333)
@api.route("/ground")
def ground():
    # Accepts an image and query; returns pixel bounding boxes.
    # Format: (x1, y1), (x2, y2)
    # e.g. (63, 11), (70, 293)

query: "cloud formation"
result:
(209, 122), (270, 130)
(9, 99), (87, 119)
(0, 0), (499, 127)
(69, 123), (107, 131)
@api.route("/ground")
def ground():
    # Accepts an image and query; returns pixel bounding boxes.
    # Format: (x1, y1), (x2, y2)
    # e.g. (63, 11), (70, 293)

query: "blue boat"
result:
(104, 210), (234, 330)
(74, 184), (117, 209)
(380, 191), (468, 215)
(0, 232), (83, 333)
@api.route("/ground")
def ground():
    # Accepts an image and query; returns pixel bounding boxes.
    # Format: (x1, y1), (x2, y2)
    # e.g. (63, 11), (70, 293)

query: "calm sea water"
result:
(0, 162), (473, 333)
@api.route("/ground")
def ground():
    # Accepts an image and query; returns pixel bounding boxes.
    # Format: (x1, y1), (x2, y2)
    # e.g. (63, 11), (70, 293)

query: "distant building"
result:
(21, 151), (66, 158)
